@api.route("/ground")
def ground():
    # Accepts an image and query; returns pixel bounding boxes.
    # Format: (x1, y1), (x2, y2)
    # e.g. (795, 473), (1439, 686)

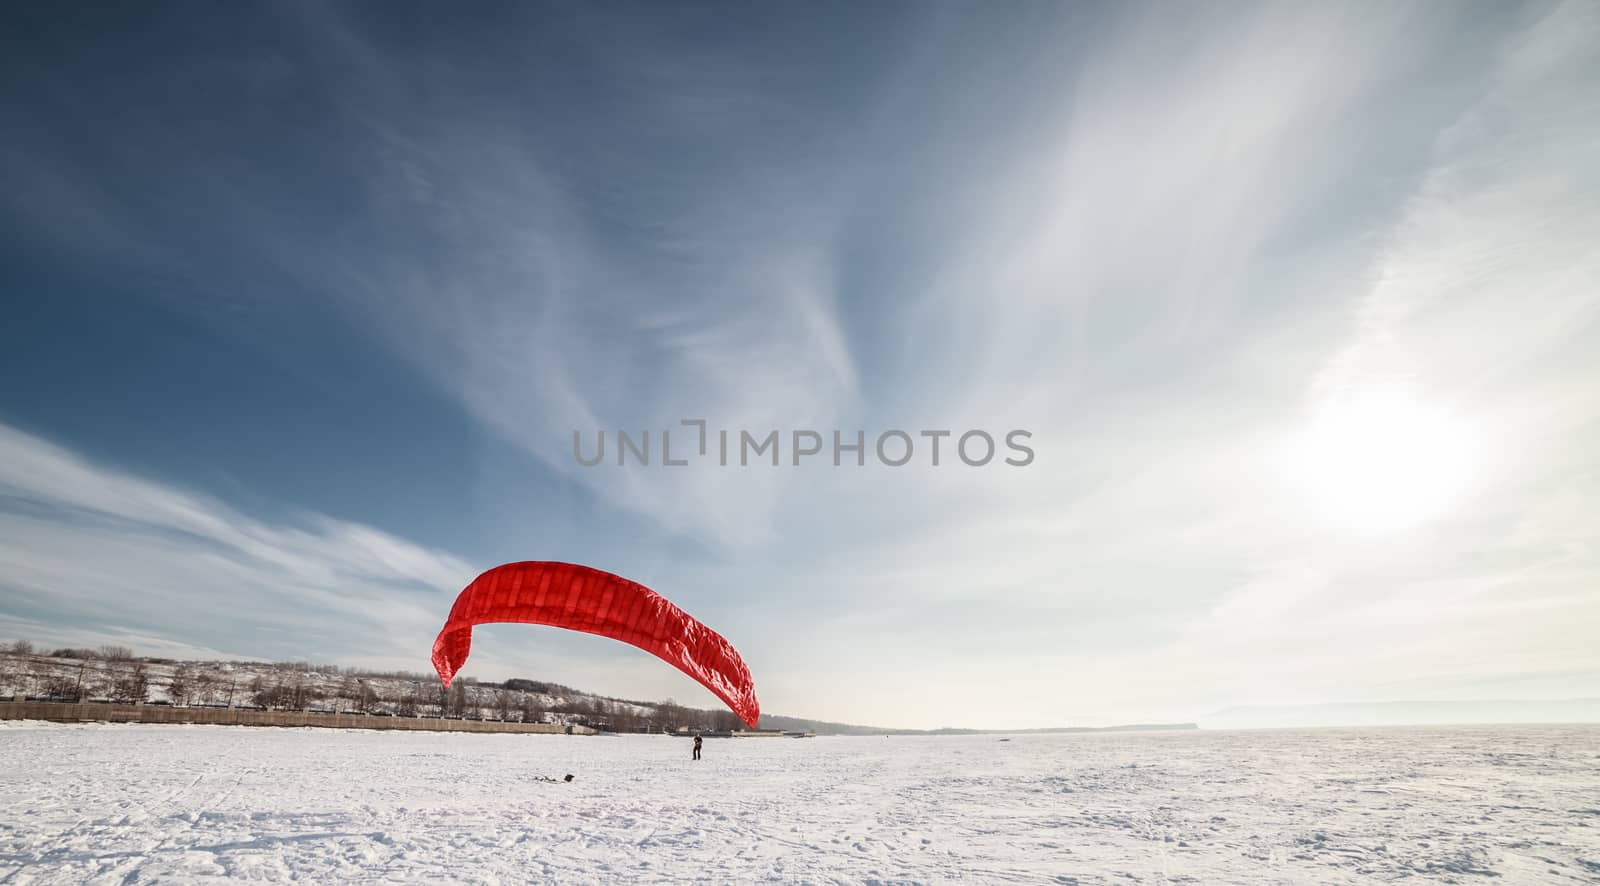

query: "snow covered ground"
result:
(1, 722), (1596, 884)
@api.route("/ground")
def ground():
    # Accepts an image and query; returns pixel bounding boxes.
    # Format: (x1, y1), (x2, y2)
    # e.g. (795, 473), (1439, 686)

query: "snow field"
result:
(1, 722), (1597, 884)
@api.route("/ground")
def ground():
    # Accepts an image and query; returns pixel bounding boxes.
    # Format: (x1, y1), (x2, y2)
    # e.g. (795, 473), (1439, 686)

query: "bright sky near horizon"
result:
(2, 2), (1597, 729)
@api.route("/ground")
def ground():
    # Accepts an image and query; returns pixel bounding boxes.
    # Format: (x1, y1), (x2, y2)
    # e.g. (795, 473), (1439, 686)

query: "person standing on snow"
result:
(693, 733), (703, 761)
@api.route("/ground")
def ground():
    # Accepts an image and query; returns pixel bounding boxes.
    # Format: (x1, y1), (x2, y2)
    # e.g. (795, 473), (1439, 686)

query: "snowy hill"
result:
(0, 643), (719, 731)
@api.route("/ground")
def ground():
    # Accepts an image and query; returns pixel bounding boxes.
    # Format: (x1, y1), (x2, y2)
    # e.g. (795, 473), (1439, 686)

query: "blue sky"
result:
(2, 2), (1597, 728)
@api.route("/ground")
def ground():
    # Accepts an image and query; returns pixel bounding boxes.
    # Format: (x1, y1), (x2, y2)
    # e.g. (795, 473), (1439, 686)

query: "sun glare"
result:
(1295, 388), (1476, 533)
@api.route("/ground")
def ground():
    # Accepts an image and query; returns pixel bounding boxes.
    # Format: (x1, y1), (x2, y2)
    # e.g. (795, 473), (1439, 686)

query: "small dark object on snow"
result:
(531, 774), (574, 784)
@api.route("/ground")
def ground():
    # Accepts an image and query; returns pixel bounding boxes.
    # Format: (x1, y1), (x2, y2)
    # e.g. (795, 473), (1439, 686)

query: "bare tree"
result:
(42, 674), (77, 698)
(612, 703), (640, 732)
(98, 645), (134, 662)
(112, 663), (149, 704)
(396, 684), (419, 717)
(358, 680), (378, 714)
(285, 674), (308, 711)
(656, 699), (689, 731)
(130, 663), (150, 704)
(193, 671), (217, 705)
(2, 643), (36, 699)
(82, 670), (111, 700)
(168, 665), (193, 706)
(13, 667), (36, 699)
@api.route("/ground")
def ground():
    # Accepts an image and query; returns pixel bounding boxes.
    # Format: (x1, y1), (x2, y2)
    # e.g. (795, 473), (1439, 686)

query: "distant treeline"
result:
(0, 640), (746, 733)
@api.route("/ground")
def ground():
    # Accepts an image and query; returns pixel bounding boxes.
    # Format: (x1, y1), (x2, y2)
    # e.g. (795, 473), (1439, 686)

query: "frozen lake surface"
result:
(1, 722), (1597, 883)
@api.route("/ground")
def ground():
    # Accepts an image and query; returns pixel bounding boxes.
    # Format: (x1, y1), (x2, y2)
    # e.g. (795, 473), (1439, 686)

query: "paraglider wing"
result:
(431, 561), (760, 729)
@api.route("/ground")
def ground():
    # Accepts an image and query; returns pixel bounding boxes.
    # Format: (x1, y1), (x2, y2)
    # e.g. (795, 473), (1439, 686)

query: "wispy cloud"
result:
(0, 422), (472, 664)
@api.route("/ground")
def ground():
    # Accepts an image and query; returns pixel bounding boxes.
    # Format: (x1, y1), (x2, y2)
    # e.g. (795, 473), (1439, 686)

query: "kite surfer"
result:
(693, 733), (703, 761)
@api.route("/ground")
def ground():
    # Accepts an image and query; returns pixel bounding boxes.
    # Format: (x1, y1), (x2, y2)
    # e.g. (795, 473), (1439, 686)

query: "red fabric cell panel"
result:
(432, 561), (760, 729)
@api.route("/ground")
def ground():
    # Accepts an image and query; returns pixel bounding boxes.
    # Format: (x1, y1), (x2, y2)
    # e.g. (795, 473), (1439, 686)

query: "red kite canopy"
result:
(431, 561), (760, 729)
